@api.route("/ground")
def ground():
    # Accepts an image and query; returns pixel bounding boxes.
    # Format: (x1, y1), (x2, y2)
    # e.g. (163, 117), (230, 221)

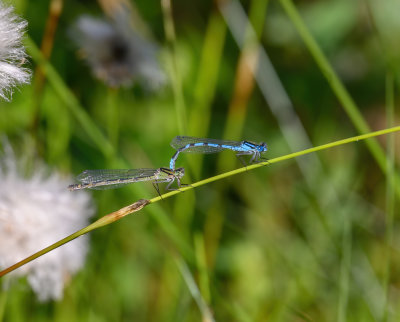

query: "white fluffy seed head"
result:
(0, 2), (30, 101)
(0, 142), (94, 301)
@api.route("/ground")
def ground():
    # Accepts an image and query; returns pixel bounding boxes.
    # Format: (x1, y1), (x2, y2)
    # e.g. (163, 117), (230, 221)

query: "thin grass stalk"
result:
(30, 0), (64, 133)
(175, 256), (215, 322)
(279, 0), (400, 199)
(187, 11), (227, 177)
(25, 36), (115, 158)
(161, 0), (187, 134)
(194, 232), (211, 304)
(0, 126), (399, 277)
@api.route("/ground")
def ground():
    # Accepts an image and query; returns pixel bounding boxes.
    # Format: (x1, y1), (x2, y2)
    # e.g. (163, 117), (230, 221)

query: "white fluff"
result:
(0, 2), (30, 101)
(0, 142), (94, 301)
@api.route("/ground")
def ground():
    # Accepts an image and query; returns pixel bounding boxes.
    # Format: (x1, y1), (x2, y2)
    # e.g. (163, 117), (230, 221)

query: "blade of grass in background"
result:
(175, 255), (215, 322)
(279, 0), (400, 198)
(161, 0), (187, 134)
(30, 0), (64, 135)
(194, 232), (211, 304)
(31, 0), (63, 150)
(187, 10), (227, 177)
(25, 36), (115, 159)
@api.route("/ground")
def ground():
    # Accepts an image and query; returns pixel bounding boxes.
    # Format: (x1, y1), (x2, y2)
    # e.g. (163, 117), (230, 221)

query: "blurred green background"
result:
(1, 0), (400, 320)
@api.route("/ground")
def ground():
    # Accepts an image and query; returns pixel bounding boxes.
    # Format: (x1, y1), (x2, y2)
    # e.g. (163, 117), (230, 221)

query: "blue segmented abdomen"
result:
(171, 136), (243, 154)
(169, 136), (267, 169)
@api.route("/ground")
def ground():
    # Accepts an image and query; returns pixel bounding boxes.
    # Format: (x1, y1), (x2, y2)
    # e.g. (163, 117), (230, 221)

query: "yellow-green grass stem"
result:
(1, 126), (399, 277)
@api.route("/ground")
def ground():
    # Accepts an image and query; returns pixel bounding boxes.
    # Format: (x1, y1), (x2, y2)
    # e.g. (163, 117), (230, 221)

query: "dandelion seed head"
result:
(0, 2), (30, 101)
(0, 142), (94, 301)
(70, 14), (166, 89)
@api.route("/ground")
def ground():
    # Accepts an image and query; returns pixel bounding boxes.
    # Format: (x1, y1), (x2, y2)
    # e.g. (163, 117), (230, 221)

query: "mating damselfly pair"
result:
(69, 136), (267, 193)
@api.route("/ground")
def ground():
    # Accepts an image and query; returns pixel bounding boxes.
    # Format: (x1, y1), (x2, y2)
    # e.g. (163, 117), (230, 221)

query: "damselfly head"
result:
(175, 167), (185, 178)
(257, 142), (268, 152)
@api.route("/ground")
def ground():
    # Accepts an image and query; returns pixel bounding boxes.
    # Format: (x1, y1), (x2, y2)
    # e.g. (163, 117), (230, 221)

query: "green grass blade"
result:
(188, 11), (227, 176)
(194, 232), (211, 304)
(161, 0), (187, 134)
(279, 0), (399, 196)
(175, 255), (215, 322)
(25, 36), (114, 158)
